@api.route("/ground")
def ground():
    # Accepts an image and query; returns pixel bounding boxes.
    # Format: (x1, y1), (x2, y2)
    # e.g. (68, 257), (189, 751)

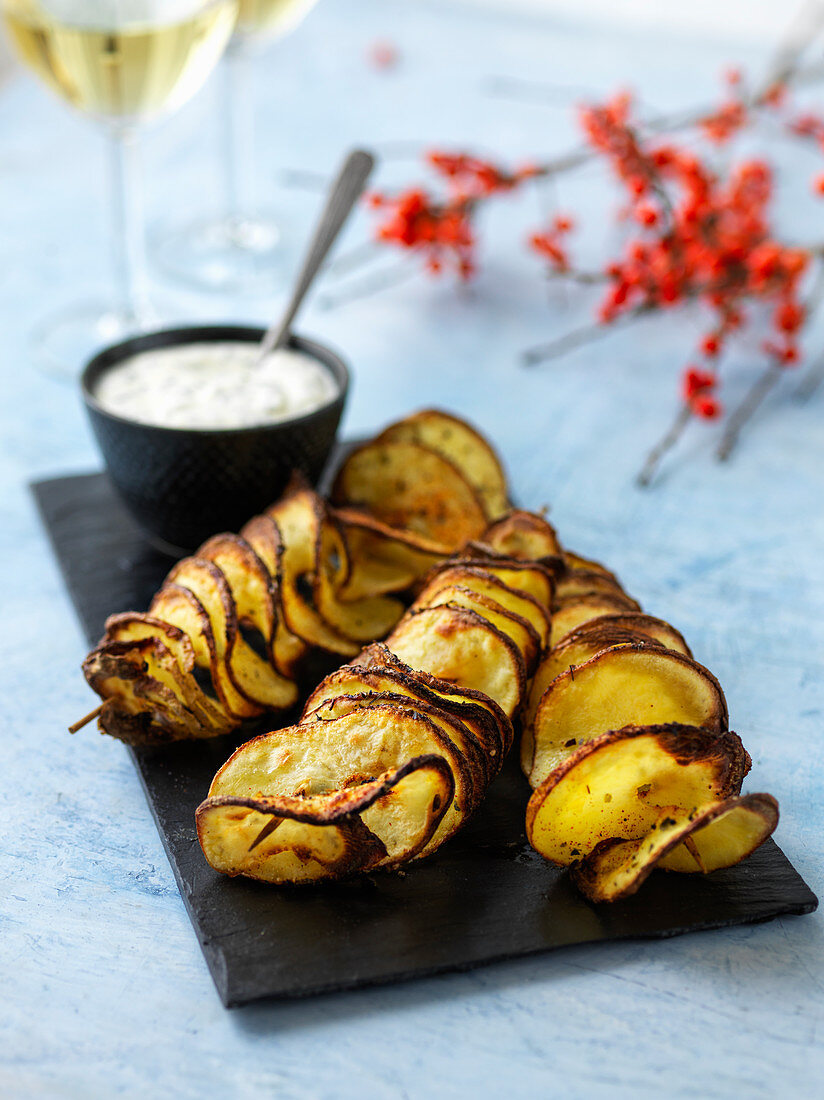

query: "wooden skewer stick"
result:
(248, 816), (282, 853)
(68, 704), (102, 735)
(683, 835), (708, 874)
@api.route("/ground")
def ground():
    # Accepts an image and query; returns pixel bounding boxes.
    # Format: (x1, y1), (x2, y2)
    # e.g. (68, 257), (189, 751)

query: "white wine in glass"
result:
(151, 0), (319, 292)
(2, 0), (238, 375)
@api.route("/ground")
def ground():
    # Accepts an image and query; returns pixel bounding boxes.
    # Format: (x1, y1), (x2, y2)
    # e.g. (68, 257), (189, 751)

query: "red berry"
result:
(701, 334), (721, 357)
(693, 395), (722, 419)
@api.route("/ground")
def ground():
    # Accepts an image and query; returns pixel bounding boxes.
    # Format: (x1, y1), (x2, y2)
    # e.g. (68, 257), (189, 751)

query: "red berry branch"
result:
(329, 10), (824, 484)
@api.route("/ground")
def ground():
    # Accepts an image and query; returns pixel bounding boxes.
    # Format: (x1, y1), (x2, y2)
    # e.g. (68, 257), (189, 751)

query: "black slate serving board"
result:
(33, 470), (818, 1008)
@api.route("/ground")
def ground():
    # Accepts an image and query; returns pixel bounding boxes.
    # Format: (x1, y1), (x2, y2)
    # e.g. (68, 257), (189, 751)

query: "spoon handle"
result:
(258, 148), (375, 360)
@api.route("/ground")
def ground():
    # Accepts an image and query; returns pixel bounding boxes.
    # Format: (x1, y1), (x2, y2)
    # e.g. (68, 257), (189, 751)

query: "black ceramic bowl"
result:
(82, 325), (349, 554)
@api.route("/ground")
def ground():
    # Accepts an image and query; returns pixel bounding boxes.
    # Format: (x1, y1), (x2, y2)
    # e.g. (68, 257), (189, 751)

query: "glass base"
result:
(31, 300), (157, 380)
(150, 211), (289, 293)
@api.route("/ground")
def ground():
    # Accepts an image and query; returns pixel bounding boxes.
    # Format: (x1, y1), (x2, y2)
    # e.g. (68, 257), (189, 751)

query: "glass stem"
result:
(222, 37), (255, 229)
(108, 124), (147, 324)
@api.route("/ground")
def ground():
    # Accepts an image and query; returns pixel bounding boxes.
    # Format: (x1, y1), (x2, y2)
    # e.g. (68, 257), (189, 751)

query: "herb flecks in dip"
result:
(94, 342), (338, 430)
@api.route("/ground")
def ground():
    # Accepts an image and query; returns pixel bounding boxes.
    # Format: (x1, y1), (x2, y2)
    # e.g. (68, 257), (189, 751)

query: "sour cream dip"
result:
(93, 342), (339, 430)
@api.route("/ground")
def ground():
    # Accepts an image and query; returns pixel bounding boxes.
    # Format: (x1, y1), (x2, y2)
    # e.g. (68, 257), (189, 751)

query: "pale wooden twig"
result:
(636, 404), (693, 488)
(717, 364), (783, 461)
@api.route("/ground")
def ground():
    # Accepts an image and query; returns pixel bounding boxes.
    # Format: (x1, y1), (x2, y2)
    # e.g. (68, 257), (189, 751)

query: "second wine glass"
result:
(152, 0), (319, 293)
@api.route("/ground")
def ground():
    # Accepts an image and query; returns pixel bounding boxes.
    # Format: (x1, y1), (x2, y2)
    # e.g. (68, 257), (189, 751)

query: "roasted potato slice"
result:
(150, 582), (260, 722)
(416, 566), (550, 649)
(199, 534), (276, 650)
(573, 792), (779, 901)
(302, 659), (507, 777)
(101, 612), (228, 732)
(426, 559), (555, 612)
(331, 439), (487, 550)
(313, 509), (405, 642)
(267, 487), (360, 657)
(570, 613), (691, 657)
(522, 614), (692, 734)
(524, 645), (728, 787)
(239, 513), (309, 677)
(521, 630), (656, 737)
(198, 533), (299, 710)
(353, 643), (515, 757)
(525, 723), (751, 866)
(167, 557), (297, 713)
(549, 594), (644, 648)
(482, 510), (561, 560)
(197, 755), (454, 884)
(304, 691), (487, 809)
(562, 550), (618, 577)
(554, 569), (632, 607)
(378, 409), (509, 521)
(333, 509), (444, 601)
(210, 704), (469, 854)
(84, 638), (210, 743)
(387, 604), (527, 717)
(413, 585), (540, 674)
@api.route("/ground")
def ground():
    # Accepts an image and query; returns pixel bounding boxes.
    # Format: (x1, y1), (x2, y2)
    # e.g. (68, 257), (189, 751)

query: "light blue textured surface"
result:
(1, 2), (823, 1097)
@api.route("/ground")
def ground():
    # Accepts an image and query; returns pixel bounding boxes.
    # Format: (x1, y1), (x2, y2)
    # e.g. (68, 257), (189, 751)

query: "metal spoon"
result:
(257, 148), (375, 362)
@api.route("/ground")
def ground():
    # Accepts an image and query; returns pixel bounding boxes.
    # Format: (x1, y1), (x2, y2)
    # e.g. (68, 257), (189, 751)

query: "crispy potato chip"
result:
(416, 565), (550, 649)
(481, 510), (561, 560)
(150, 582), (260, 721)
(562, 550), (617, 577)
(84, 638), (208, 743)
(199, 534), (276, 652)
(239, 513), (309, 677)
(331, 439), (487, 550)
(387, 604), (526, 717)
(313, 508), (405, 642)
(521, 631), (657, 740)
(267, 487), (360, 657)
(524, 645), (728, 787)
(554, 569), (632, 607)
(570, 613), (691, 657)
(549, 593), (644, 647)
(525, 723), (750, 866)
(197, 754), (454, 883)
(333, 509), (444, 600)
(414, 585), (540, 674)
(657, 791), (778, 873)
(425, 559), (555, 611)
(167, 556), (297, 713)
(101, 612), (228, 732)
(522, 614), (691, 736)
(210, 704), (468, 853)
(353, 643), (515, 756)
(573, 792), (779, 901)
(304, 691), (486, 809)
(198, 534), (299, 710)
(302, 659), (507, 778)
(378, 409), (509, 521)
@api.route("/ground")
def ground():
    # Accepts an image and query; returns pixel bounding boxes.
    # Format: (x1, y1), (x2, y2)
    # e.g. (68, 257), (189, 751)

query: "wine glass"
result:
(2, 0), (238, 376)
(151, 0), (319, 293)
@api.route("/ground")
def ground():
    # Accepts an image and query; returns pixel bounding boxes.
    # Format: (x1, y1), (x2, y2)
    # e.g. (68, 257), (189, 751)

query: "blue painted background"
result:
(1, 1), (822, 1096)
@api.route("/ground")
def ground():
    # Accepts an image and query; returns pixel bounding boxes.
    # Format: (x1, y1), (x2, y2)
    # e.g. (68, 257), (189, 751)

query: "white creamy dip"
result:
(94, 342), (339, 430)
